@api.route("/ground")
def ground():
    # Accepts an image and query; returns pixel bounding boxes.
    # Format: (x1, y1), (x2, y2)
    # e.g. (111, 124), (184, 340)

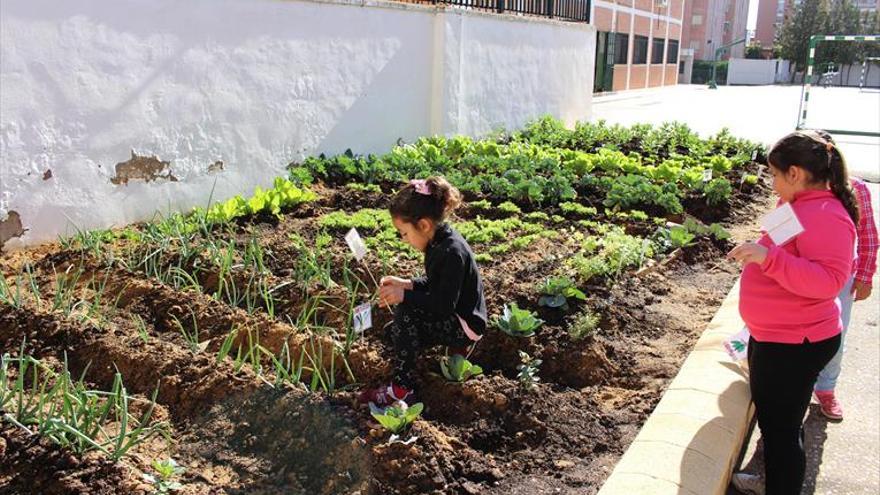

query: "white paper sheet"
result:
(345, 228), (368, 261)
(760, 202), (804, 246)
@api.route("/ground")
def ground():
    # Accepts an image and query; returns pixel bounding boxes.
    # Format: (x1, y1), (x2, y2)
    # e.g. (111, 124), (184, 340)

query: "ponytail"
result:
(768, 130), (859, 225)
(389, 176), (462, 224)
(826, 146), (860, 225)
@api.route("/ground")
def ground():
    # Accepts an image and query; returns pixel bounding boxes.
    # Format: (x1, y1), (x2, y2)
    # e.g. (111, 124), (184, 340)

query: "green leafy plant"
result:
(496, 201), (522, 216)
(516, 351), (542, 390)
(667, 226), (697, 249)
(440, 354), (483, 382)
(702, 178), (732, 206)
(569, 309), (600, 340)
(495, 303), (544, 338)
(369, 402), (424, 435)
(143, 458), (185, 494)
(537, 277), (586, 311)
(559, 202), (597, 218)
(682, 217), (731, 241)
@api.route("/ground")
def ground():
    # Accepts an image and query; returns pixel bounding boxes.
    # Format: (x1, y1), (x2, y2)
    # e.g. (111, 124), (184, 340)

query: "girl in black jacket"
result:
(362, 177), (487, 406)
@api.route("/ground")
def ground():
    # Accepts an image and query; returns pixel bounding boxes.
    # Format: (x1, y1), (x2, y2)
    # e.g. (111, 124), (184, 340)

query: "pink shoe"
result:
(815, 390), (843, 420)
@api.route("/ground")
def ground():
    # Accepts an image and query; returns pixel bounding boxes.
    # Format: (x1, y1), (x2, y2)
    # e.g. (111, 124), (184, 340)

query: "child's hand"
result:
(380, 276), (413, 290)
(378, 285), (405, 306)
(727, 242), (769, 266)
(852, 280), (872, 301)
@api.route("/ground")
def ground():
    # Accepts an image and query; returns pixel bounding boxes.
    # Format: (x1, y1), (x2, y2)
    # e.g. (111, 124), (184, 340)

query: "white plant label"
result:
(724, 327), (750, 361)
(353, 303), (372, 333)
(345, 228), (368, 262)
(702, 169), (713, 182)
(761, 202), (804, 246)
(740, 171), (749, 185)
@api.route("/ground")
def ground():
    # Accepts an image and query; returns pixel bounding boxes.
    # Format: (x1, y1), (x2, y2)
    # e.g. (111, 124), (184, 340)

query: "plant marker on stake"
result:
(353, 302), (373, 333)
(344, 227), (389, 311)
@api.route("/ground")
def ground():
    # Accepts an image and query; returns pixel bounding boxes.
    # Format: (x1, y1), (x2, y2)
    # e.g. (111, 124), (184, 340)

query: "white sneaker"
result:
(731, 472), (765, 495)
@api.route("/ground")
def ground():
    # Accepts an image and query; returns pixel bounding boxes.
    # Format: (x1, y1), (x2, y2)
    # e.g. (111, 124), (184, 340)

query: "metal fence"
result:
(426, 0), (591, 22)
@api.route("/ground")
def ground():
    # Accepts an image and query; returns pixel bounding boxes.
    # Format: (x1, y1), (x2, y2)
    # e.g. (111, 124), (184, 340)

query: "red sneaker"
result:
(815, 390), (844, 420)
(358, 383), (412, 406)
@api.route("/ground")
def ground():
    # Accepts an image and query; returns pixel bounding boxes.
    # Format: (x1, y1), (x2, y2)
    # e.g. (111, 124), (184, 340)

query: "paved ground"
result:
(592, 84), (880, 182)
(592, 84), (880, 494)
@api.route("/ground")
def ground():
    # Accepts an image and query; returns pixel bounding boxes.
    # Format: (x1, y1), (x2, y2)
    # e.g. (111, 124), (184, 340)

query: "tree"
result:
(819, 0), (862, 69)
(778, 0), (868, 83)
(778, 0), (827, 75)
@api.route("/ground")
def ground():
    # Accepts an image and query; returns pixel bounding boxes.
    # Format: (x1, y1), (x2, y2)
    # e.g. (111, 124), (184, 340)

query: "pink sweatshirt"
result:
(739, 189), (856, 344)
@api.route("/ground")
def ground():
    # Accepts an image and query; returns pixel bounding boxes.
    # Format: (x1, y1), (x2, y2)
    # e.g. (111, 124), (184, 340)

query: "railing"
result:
(422, 0), (591, 22)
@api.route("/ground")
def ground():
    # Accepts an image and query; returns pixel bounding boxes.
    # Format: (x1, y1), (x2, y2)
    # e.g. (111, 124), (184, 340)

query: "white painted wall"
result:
(727, 58), (788, 85)
(0, 0), (595, 249)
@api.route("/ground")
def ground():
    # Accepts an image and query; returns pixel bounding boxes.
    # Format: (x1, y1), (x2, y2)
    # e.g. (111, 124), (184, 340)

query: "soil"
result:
(0, 170), (775, 494)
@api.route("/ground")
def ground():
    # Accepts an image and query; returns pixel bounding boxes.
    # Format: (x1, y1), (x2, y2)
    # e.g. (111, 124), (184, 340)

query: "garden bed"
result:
(0, 118), (772, 494)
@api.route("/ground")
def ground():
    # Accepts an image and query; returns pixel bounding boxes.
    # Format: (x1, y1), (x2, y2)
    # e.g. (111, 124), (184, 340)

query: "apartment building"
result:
(592, 0), (686, 92)
(681, 0), (751, 60)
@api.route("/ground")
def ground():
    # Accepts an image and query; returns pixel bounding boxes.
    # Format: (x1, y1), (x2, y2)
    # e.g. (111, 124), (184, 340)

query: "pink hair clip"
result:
(410, 179), (431, 196)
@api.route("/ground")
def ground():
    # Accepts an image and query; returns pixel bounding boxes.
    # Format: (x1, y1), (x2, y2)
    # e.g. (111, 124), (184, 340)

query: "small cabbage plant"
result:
(538, 277), (586, 311)
(495, 303), (544, 338)
(440, 354), (483, 382)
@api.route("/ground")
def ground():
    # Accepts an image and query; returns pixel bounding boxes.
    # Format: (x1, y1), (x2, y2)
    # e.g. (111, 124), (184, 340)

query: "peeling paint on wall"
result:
(0, 211), (26, 250)
(110, 151), (178, 186)
(208, 161), (224, 173)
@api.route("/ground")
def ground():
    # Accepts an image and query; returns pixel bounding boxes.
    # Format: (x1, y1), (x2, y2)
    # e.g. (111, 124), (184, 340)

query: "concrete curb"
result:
(597, 279), (754, 495)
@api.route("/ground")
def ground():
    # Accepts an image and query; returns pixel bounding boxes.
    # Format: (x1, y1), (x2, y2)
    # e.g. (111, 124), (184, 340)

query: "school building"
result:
(591, 0), (686, 92)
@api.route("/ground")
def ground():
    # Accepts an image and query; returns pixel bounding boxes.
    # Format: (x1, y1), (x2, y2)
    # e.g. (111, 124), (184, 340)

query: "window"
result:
(667, 40), (679, 64)
(652, 38), (665, 64)
(633, 35), (649, 64)
(614, 33), (629, 65)
(692, 14), (703, 25)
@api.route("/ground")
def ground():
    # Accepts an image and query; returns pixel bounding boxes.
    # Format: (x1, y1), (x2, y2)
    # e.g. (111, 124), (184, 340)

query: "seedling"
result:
(216, 326), (238, 364)
(143, 458), (185, 494)
(537, 277), (586, 311)
(516, 351), (542, 390)
(440, 354), (483, 382)
(369, 401), (424, 434)
(134, 315), (150, 344)
(171, 310), (205, 354)
(568, 309), (600, 341)
(0, 348), (167, 461)
(494, 303), (544, 338)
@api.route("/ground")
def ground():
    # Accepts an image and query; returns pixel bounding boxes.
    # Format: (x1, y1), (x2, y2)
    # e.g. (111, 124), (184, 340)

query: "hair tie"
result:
(410, 179), (431, 196)
(826, 142), (834, 153)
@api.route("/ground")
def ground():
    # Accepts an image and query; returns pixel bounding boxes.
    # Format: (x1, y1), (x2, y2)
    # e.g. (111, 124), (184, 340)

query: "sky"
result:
(748, 0), (759, 30)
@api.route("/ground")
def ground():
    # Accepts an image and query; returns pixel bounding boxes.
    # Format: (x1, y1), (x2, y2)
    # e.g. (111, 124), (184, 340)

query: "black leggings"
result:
(748, 334), (841, 495)
(388, 304), (470, 388)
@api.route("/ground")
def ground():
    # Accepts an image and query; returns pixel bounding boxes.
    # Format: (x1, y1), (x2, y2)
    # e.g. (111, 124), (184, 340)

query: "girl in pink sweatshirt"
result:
(728, 130), (858, 495)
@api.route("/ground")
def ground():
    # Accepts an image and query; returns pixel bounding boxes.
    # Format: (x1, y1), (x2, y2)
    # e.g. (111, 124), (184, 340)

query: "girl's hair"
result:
(768, 130), (859, 224)
(389, 176), (462, 224)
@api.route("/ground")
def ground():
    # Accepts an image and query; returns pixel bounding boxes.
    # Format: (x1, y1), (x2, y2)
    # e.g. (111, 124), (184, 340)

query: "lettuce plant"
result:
(440, 354), (483, 382)
(495, 303), (544, 337)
